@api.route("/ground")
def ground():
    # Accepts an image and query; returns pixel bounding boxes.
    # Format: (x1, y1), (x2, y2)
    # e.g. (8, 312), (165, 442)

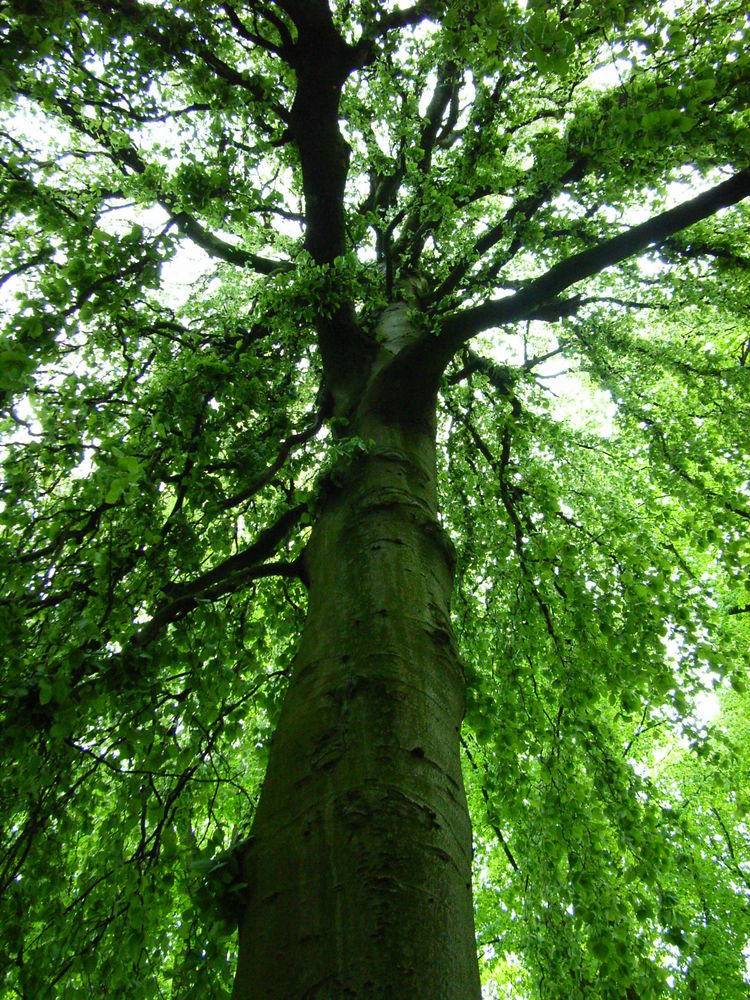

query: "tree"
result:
(1, 0), (749, 996)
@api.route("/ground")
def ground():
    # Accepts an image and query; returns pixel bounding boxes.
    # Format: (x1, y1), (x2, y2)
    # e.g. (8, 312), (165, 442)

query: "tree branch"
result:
(161, 504), (307, 602)
(372, 168), (750, 424)
(220, 1), (290, 59)
(168, 208), (292, 273)
(70, 99), (294, 274)
(659, 236), (750, 271)
(219, 404), (326, 510)
(34, 91), (293, 274)
(711, 805), (750, 889)
(368, 1), (441, 37)
(393, 61), (461, 266)
(438, 167), (750, 356)
(461, 737), (520, 874)
(431, 157), (588, 305)
(130, 505), (307, 650)
(0, 247), (54, 288)
(132, 559), (302, 650)
(94, 0), (291, 121)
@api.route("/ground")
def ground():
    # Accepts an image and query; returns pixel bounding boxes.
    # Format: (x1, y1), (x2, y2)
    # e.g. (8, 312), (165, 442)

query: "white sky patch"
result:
(694, 687), (721, 726)
(546, 373), (617, 436)
(482, 325), (618, 437)
(160, 240), (214, 308)
(586, 59), (629, 92)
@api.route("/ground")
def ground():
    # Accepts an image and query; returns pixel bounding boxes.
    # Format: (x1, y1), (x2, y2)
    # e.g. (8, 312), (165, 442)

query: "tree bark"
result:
(232, 308), (481, 999)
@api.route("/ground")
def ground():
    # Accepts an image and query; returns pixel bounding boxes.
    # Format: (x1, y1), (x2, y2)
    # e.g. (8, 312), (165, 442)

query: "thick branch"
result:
(419, 61), (460, 172)
(168, 208), (291, 273)
(446, 350), (517, 399)
(373, 168), (750, 422)
(280, 3), (375, 403)
(131, 505), (307, 650)
(0, 248), (54, 288)
(439, 167), (750, 356)
(359, 62), (459, 260)
(367, 1), (441, 37)
(287, 5), (352, 264)
(161, 504), (306, 602)
(132, 560), (301, 650)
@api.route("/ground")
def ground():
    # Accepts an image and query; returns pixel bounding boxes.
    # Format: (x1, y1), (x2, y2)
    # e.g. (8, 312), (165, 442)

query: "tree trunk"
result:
(232, 308), (481, 998)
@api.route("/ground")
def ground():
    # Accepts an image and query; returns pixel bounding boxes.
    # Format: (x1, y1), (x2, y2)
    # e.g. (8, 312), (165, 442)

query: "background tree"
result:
(1, 0), (749, 997)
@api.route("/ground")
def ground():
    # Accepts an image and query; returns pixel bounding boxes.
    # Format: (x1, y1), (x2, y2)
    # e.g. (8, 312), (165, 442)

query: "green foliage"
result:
(1, 0), (749, 997)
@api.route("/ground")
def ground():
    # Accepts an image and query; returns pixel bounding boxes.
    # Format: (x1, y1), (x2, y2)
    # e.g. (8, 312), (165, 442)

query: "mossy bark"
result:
(232, 306), (481, 999)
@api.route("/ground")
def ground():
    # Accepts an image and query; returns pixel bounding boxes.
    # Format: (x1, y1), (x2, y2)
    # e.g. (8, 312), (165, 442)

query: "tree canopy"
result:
(1, 0), (749, 997)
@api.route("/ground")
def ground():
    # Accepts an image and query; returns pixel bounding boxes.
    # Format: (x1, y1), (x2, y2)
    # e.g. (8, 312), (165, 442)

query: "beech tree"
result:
(1, 0), (749, 997)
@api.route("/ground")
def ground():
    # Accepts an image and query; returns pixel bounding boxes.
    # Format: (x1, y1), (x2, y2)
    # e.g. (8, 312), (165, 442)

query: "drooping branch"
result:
(31, 91), (292, 275)
(132, 559), (301, 651)
(161, 504), (307, 602)
(461, 736), (521, 874)
(711, 806), (750, 889)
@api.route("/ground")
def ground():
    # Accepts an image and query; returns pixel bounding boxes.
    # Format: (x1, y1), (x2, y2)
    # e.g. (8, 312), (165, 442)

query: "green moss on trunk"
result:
(232, 422), (480, 1000)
